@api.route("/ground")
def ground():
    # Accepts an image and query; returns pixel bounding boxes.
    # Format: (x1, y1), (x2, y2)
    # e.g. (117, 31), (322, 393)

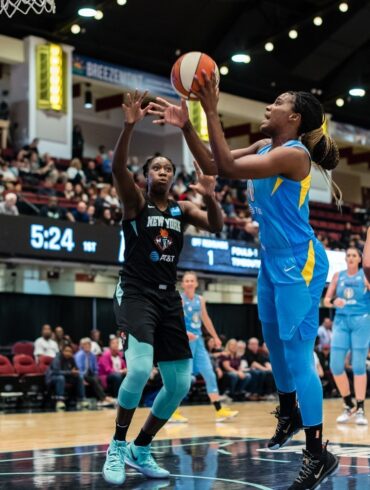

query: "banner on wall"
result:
(72, 54), (178, 99)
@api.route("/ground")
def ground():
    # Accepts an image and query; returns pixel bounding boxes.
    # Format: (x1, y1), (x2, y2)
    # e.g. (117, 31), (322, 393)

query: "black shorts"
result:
(113, 280), (192, 363)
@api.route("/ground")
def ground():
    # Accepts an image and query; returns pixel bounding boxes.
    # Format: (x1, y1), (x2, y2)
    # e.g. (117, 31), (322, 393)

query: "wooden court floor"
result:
(1, 399), (369, 453)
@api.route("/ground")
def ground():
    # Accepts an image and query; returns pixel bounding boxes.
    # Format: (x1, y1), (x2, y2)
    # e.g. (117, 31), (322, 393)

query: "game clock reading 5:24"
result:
(30, 224), (99, 253)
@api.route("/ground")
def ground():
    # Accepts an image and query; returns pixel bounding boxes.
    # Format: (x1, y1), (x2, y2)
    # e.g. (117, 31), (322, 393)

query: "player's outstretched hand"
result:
(189, 160), (216, 197)
(122, 90), (149, 125)
(148, 97), (189, 128)
(191, 69), (219, 114)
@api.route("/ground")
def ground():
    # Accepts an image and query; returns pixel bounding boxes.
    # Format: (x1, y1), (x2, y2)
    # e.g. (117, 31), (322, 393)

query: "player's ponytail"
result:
(291, 91), (342, 207)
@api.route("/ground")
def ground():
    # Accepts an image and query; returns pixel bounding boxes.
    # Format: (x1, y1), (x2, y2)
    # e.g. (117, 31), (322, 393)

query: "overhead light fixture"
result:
(84, 84), (93, 109)
(313, 16), (323, 26)
(288, 29), (298, 39)
(264, 42), (274, 52)
(220, 65), (229, 75)
(71, 24), (81, 34)
(349, 88), (365, 97)
(339, 2), (349, 13)
(117, 0), (127, 5)
(95, 10), (103, 20)
(78, 7), (97, 17)
(336, 98), (344, 107)
(231, 53), (251, 63)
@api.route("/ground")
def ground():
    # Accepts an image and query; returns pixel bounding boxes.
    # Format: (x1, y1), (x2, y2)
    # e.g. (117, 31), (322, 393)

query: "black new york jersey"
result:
(120, 199), (185, 286)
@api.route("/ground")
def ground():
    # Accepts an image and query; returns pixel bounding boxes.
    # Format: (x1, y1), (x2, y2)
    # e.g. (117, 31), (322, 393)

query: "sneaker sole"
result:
(125, 458), (170, 479)
(167, 420), (188, 424)
(101, 470), (125, 485)
(216, 413), (239, 422)
(268, 427), (303, 451)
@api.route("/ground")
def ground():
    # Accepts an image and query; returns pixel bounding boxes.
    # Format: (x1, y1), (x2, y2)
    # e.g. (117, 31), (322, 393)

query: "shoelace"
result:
(295, 453), (319, 482)
(107, 446), (125, 469)
(270, 408), (289, 438)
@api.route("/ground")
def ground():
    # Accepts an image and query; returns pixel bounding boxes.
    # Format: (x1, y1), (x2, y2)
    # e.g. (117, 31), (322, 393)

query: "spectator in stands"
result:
(87, 205), (96, 225)
(74, 183), (88, 203)
(96, 144), (107, 166)
(64, 181), (74, 200)
(206, 337), (224, 381)
(85, 160), (100, 184)
(0, 160), (17, 182)
(71, 201), (89, 223)
(34, 324), (59, 361)
(46, 344), (88, 411)
(98, 337), (127, 397)
(54, 325), (76, 352)
(38, 153), (58, 182)
(67, 158), (86, 185)
(219, 338), (252, 399)
(317, 318), (333, 351)
(23, 137), (40, 155)
(237, 340), (264, 401)
(316, 344), (336, 398)
(105, 186), (120, 208)
(341, 222), (352, 249)
(245, 337), (275, 398)
(40, 196), (72, 221)
(75, 338), (113, 406)
(94, 186), (111, 217)
(101, 150), (113, 183)
(72, 124), (84, 160)
(0, 192), (18, 215)
(90, 329), (103, 356)
(99, 208), (115, 226)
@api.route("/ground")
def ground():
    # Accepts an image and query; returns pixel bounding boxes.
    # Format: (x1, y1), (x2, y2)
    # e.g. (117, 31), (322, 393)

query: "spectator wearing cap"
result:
(75, 338), (114, 406)
(40, 196), (73, 221)
(0, 192), (19, 215)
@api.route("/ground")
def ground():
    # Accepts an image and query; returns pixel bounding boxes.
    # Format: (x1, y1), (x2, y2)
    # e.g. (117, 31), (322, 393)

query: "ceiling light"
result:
(231, 53), (251, 63)
(336, 98), (344, 107)
(313, 16), (323, 26)
(117, 0), (127, 5)
(349, 88), (365, 97)
(95, 10), (103, 20)
(264, 42), (274, 52)
(288, 29), (298, 39)
(339, 2), (349, 13)
(78, 7), (97, 17)
(71, 24), (81, 34)
(220, 65), (229, 75)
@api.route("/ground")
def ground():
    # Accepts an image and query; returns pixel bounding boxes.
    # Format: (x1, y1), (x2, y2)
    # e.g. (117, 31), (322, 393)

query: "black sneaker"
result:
(288, 442), (339, 489)
(268, 405), (303, 450)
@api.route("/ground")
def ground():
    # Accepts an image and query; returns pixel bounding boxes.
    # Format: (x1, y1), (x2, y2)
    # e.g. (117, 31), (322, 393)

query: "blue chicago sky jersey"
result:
(336, 269), (370, 316)
(247, 140), (315, 249)
(181, 293), (202, 335)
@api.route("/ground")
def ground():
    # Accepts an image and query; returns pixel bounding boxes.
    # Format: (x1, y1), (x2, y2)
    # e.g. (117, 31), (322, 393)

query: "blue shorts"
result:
(189, 336), (218, 394)
(258, 239), (329, 341)
(331, 314), (370, 350)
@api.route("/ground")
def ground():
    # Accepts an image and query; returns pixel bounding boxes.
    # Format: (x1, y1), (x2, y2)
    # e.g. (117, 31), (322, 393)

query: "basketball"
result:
(170, 51), (220, 100)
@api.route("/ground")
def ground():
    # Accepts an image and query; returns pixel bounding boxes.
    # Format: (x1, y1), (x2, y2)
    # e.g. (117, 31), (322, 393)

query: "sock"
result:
(278, 391), (296, 418)
(114, 422), (129, 442)
(134, 429), (154, 447)
(305, 424), (323, 457)
(343, 394), (354, 409)
(213, 401), (222, 411)
(356, 400), (364, 412)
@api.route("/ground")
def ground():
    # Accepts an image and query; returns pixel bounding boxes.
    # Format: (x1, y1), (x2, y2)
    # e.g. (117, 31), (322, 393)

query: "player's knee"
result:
(161, 359), (192, 398)
(351, 349), (368, 375)
(330, 356), (345, 376)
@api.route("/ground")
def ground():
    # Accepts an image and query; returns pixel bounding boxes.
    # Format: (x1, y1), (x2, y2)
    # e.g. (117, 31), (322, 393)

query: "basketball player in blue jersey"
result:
(102, 90), (223, 486)
(171, 271), (238, 422)
(150, 78), (340, 489)
(324, 248), (370, 425)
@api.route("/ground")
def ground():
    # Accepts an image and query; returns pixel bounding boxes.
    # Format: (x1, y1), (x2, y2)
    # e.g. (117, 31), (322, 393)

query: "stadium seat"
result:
(12, 342), (34, 357)
(0, 355), (23, 407)
(13, 354), (45, 406)
(38, 355), (54, 374)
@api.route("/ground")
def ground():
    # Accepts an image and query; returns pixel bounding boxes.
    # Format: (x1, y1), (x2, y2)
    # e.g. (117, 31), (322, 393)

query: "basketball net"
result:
(0, 0), (55, 17)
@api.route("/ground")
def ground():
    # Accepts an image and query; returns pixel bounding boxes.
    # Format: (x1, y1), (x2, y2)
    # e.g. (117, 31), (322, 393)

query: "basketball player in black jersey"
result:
(102, 90), (223, 485)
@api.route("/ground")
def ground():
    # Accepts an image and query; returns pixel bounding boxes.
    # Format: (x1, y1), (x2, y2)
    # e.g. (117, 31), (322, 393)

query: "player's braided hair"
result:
(142, 155), (176, 178)
(289, 91), (342, 206)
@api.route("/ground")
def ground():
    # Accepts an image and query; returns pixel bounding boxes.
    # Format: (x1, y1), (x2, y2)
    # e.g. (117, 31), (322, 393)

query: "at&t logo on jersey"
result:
(155, 229), (173, 251)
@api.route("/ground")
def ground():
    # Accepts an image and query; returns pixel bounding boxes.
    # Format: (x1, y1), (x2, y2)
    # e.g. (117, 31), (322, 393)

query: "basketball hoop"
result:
(0, 0), (55, 18)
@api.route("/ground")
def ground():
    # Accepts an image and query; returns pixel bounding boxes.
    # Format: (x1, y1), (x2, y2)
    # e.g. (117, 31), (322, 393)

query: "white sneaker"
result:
(336, 406), (354, 423)
(354, 408), (368, 426)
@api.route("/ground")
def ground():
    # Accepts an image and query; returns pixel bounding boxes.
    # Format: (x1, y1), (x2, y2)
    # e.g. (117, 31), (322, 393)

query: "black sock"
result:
(305, 424), (323, 457)
(343, 394), (354, 409)
(278, 391), (296, 418)
(213, 401), (222, 411)
(134, 429), (154, 447)
(114, 422), (129, 442)
(356, 400), (364, 411)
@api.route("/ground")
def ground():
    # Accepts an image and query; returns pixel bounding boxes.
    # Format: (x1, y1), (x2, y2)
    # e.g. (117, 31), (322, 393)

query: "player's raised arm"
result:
(363, 228), (370, 283)
(112, 91), (148, 219)
(179, 161), (223, 233)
